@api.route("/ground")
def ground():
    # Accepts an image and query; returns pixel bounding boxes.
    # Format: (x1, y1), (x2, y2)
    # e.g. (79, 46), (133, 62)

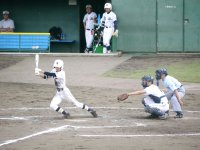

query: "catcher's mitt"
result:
(117, 93), (129, 101)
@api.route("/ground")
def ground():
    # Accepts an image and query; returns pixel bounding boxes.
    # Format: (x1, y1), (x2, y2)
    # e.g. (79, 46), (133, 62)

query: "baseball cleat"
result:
(88, 108), (98, 118)
(63, 113), (70, 119)
(174, 113), (183, 118)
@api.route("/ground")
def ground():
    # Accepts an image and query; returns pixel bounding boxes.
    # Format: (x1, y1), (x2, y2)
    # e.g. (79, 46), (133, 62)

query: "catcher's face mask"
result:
(141, 80), (148, 88)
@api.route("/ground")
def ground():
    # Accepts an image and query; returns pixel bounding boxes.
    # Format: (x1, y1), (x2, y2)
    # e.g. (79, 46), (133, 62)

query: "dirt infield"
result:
(0, 54), (200, 150)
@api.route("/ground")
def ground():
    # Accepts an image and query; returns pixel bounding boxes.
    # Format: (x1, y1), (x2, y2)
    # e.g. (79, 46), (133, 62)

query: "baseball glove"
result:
(117, 93), (129, 101)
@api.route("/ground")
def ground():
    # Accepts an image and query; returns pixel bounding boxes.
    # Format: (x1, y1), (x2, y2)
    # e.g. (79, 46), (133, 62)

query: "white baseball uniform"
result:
(0, 18), (15, 30)
(44, 69), (89, 113)
(162, 75), (185, 112)
(83, 12), (97, 50)
(101, 11), (117, 53)
(143, 84), (169, 113)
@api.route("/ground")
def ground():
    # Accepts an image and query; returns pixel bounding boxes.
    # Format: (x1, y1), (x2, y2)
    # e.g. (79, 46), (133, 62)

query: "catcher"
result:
(35, 59), (97, 119)
(117, 75), (169, 120)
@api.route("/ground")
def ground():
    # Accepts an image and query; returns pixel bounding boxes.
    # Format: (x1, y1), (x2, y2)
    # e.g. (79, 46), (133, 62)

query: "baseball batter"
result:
(100, 3), (118, 53)
(35, 59), (98, 118)
(118, 75), (169, 120)
(155, 68), (185, 118)
(83, 4), (97, 53)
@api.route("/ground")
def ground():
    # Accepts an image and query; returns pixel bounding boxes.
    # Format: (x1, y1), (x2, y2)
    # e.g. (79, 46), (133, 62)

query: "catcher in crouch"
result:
(35, 59), (97, 119)
(117, 75), (169, 120)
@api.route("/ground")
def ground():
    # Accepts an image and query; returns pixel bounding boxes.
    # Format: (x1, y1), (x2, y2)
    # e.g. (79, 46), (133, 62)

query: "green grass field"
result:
(104, 60), (200, 83)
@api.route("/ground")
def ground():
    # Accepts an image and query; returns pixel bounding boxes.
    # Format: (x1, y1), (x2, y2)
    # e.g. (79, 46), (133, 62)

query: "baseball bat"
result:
(35, 54), (39, 68)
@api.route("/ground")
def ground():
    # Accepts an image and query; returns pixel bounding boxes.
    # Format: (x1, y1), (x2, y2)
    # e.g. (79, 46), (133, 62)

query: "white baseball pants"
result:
(50, 87), (86, 111)
(85, 29), (94, 49)
(103, 27), (114, 53)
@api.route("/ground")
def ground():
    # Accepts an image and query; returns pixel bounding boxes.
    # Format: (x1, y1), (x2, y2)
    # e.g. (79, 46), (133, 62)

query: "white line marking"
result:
(0, 124), (146, 147)
(0, 117), (28, 120)
(79, 133), (200, 137)
(1, 107), (200, 113)
(0, 116), (87, 122)
(0, 125), (69, 147)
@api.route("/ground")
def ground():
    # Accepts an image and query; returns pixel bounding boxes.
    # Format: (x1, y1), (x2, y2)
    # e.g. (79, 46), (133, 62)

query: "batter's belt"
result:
(57, 88), (63, 92)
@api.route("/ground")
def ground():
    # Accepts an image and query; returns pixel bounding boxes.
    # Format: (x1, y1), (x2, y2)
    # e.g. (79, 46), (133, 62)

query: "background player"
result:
(83, 4), (97, 53)
(100, 3), (118, 54)
(155, 68), (185, 118)
(118, 75), (169, 120)
(0, 10), (15, 32)
(35, 59), (97, 118)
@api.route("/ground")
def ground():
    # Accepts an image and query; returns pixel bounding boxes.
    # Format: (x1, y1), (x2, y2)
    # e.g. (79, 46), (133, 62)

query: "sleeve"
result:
(10, 20), (15, 29)
(167, 80), (177, 92)
(112, 13), (117, 22)
(44, 71), (56, 79)
(94, 12), (97, 19)
(114, 20), (118, 31)
(0, 21), (2, 28)
(83, 15), (86, 23)
(144, 87), (150, 96)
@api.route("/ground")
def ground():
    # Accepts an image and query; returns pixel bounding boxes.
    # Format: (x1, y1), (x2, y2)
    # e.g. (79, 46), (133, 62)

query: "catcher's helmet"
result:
(53, 59), (64, 70)
(104, 3), (112, 10)
(141, 75), (154, 88)
(155, 68), (168, 80)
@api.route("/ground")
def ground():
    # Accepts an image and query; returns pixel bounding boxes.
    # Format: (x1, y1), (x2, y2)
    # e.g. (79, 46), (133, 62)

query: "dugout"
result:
(0, 0), (109, 53)
(1, 0), (200, 53)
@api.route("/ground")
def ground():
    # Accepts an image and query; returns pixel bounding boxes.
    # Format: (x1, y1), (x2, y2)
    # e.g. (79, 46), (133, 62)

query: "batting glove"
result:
(113, 29), (119, 37)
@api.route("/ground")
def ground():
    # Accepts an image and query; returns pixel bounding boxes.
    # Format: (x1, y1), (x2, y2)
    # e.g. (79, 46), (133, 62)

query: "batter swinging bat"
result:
(35, 54), (39, 68)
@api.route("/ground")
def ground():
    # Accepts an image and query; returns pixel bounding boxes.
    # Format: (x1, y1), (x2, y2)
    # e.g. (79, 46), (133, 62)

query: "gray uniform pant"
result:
(165, 86), (185, 112)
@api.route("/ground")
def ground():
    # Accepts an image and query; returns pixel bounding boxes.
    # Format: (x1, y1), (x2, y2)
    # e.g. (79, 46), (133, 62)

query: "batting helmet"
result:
(155, 68), (168, 80)
(104, 3), (112, 10)
(141, 75), (154, 88)
(53, 59), (64, 70)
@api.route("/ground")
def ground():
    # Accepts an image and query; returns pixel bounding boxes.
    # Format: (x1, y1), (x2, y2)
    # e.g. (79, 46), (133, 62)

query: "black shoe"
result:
(88, 108), (98, 118)
(63, 112), (70, 119)
(174, 113), (183, 118)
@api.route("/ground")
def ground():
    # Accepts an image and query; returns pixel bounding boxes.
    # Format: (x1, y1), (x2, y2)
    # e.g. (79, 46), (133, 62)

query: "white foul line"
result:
(79, 133), (200, 137)
(1, 123), (200, 147)
(0, 107), (199, 113)
(0, 125), (69, 147)
(0, 124), (145, 147)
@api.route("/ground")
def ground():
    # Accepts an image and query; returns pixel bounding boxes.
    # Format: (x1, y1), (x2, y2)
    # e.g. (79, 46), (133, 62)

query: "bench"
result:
(0, 32), (50, 52)
(50, 39), (76, 43)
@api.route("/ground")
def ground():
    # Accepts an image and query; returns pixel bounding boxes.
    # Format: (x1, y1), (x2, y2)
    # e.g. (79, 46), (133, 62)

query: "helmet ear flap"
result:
(155, 68), (167, 80)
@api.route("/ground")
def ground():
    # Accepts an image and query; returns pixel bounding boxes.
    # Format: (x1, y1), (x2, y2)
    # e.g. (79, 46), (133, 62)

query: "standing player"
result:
(118, 75), (169, 120)
(155, 68), (185, 118)
(35, 59), (98, 118)
(100, 3), (118, 53)
(0, 10), (15, 32)
(83, 4), (97, 53)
